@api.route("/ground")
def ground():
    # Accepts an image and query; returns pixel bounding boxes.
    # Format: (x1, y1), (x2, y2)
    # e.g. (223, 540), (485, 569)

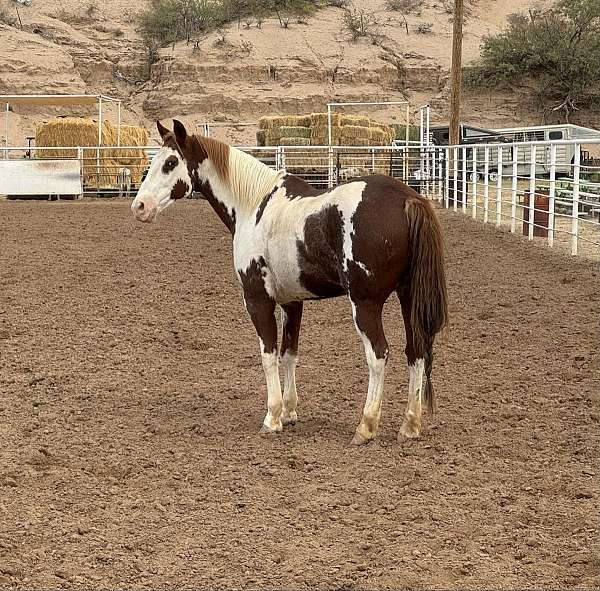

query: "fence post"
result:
(483, 146), (490, 223)
(571, 145), (580, 255)
(548, 143), (557, 248)
(461, 146), (467, 213)
(328, 146), (334, 189)
(496, 146), (503, 227)
(437, 149), (443, 202)
(511, 147), (518, 233)
(528, 144), (537, 241)
(444, 147), (450, 208)
(453, 146), (458, 211)
(472, 146), (477, 219)
(77, 147), (83, 198)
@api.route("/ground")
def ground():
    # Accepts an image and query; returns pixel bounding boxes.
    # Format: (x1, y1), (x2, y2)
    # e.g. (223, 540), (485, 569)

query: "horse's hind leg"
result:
(280, 301), (303, 425)
(350, 299), (388, 445)
(398, 289), (424, 439)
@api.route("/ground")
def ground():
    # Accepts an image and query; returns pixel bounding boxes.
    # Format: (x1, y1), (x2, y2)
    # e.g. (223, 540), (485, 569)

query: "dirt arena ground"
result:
(0, 199), (598, 590)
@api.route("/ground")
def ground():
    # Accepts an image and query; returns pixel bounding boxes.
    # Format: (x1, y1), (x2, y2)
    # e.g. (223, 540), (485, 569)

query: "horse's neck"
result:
(202, 147), (282, 231)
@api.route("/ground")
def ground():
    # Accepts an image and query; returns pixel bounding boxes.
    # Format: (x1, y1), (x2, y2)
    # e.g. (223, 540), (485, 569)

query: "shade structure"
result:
(1, 94), (120, 106)
(2, 94), (123, 155)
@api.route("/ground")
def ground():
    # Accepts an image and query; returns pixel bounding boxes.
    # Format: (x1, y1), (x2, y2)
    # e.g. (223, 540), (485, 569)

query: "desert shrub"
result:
(342, 6), (379, 41)
(139, 0), (227, 44)
(465, 0), (600, 120)
(415, 21), (432, 33)
(385, 0), (422, 14)
(0, 6), (17, 26)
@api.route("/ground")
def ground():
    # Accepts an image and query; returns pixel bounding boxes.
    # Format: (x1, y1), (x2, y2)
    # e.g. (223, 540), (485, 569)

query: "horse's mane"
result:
(197, 136), (283, 210)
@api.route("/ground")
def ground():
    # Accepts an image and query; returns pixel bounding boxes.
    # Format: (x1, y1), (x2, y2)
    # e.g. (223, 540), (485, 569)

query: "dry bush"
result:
(342, 6), (380, 41)
(385, 0), (422, 15)
(415, 21), (432, 33)
(0, 6), (17, 26)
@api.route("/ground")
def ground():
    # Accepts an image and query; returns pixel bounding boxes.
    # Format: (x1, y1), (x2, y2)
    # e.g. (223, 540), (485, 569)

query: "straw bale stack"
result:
(36, 118), (149, 188)
(340, 125), (371, 141)
(257, 112), (396, 148)
(279, 137), (311, 146)
(279, 126), (311, 139)
(111, 124), (149, 185)
(340, 115), (371, 127)
(36, 118), (119, 188)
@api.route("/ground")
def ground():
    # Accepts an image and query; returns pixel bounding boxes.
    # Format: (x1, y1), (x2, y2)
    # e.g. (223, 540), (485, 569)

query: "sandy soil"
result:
(0, 199), (598, 589)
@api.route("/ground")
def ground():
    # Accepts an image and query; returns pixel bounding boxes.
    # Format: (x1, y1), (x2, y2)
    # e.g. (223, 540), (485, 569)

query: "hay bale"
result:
(310, 112), (341, 127)
(368, 128), (387, 144)
(36, 117), (120, 189)
(340, 125), (371, 140)
(259, 116), (279, 130)
(265, 131), (281, 146)
(340, 115), (371, 128)
(296, 115), (312, 127)
(279, 126), (311, 139)
(279, 137), (311, 146)
(35, 118), (149, 189)
(111, 124), (149, 186)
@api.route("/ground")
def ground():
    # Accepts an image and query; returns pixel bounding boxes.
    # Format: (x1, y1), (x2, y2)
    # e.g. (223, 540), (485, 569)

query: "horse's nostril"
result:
(137, 201), (145, 211)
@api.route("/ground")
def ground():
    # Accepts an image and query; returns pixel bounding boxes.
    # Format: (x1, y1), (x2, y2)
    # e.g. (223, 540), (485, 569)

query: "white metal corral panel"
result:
(0, 159), (82, 196)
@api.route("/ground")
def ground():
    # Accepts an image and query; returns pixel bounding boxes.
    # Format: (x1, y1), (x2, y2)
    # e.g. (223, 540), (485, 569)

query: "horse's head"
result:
(131, 120), (196, 223)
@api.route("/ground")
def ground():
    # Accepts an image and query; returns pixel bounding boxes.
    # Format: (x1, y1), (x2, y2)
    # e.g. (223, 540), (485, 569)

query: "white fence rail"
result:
(0, 144), (425, 196)
(428, 139), (600, 258)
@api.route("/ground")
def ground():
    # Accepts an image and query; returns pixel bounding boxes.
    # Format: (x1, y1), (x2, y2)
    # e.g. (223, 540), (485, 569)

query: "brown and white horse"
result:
(131, 120), (448, 445)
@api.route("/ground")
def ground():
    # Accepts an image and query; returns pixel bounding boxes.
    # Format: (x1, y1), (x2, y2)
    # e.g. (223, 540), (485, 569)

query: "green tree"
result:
(464, 0), (600, 121)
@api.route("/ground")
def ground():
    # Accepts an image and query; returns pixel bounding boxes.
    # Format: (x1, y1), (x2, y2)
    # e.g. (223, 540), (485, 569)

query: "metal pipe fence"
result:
(429, 139), (600, 259)
(2, 139), (599, 259)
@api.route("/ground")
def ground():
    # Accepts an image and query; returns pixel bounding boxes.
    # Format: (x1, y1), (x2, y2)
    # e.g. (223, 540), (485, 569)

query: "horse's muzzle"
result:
(131, 199), (157, 223)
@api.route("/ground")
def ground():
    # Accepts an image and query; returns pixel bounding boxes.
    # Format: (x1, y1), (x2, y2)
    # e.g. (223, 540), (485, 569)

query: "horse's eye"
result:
(162, 156), (178, 174)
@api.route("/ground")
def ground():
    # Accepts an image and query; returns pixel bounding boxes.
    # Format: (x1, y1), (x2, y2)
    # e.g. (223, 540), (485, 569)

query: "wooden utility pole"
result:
(449, 0), (464, 147)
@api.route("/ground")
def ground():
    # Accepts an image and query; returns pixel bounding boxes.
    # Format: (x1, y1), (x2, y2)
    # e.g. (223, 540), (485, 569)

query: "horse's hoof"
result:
(282, 411), (297, 426)
(398, 423), (421, 440)
(259, 423), (282, 435)
(350, 431), (373, 446)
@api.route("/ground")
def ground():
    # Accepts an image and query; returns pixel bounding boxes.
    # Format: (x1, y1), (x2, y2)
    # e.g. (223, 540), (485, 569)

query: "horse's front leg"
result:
(244, 293), (283, 434)
(280, 301), (303, 425)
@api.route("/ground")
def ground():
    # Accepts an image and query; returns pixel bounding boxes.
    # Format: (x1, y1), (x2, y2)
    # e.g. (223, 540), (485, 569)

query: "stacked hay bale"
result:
(257, 112), (396, 147)
(111, 124), (149, 186)
(256, 112), (397, 172)
(36, 118), (148, 189)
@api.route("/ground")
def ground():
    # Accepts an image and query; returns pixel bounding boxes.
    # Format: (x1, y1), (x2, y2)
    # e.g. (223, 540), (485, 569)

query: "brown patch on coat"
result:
(238, 257), (277, 353)
(171, 179), (190, 200)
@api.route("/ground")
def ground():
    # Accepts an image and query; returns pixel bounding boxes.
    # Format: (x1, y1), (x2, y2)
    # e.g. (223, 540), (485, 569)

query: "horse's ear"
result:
(157, 120), (170, 140)
(173, 119), (188, 145)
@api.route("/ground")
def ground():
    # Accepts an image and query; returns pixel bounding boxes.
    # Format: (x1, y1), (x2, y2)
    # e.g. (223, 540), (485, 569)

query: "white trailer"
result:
(493, 124), (600, 177)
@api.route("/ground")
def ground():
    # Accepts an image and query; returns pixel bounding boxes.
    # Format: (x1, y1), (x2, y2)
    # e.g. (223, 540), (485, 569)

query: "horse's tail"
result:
(405, 196), (449, 414)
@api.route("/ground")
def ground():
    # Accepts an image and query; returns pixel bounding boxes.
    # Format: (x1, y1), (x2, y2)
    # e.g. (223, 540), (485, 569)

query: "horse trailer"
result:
(493, 124), (600, 178)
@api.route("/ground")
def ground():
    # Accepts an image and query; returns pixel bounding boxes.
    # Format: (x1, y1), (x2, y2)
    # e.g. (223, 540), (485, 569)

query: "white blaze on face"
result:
(131, 147), (192, 223)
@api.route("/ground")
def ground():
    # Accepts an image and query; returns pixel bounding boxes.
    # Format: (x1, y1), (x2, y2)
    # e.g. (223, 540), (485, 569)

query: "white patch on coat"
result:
(234, 177), (368, 303)
(351, 306), (387, 441)
(281, 351), (298, 423)
(259, 338), (283, 432)
(400, 358), (424, 438)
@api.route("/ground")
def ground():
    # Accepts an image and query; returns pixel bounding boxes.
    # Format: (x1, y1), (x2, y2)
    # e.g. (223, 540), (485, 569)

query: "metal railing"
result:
(1, 144), (425, 197)
(428, 139), (600, 258)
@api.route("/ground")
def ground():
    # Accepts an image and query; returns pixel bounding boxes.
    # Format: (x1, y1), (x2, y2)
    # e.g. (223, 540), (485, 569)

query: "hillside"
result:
(0, 0), (566, 146)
